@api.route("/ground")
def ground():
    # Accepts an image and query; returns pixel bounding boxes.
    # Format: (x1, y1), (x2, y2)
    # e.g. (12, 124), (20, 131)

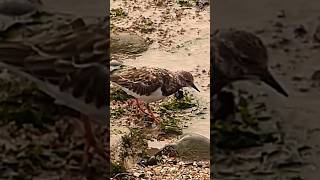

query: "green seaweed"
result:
(160, 116), (183, 135)
(137, 18), (155, 33)
(110, 8), (128, 18)
(176, 0), (196, 7)
(119, 128), (148, 162)
(111, 162), (127, 176)
(111, 106), (126, 118)
(110, 88), (132, 102)
(238, 95), (258, 128)
(158, 91), (196, 112)
(0, 77), (56, 128)
(211, 93), (277, 150)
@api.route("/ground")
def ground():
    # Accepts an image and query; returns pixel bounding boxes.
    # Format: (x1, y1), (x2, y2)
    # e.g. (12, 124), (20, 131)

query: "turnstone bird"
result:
(0, 18), (108, 165)
(111, 66), (200, 123)
(212, 29), (288, 97)
(0, 0), (42, 18)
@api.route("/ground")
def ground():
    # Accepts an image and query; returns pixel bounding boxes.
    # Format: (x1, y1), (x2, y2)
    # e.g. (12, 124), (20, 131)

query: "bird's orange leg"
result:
(128, 98), (145, 113)
(129, 99), (161, 124)
(81, 115), (105, 164)
(145, 104), (160, 124)
(126, 99), (135, 107)
(134, 98), (148, 114)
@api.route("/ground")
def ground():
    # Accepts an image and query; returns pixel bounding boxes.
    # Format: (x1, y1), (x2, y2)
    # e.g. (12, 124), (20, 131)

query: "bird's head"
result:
(176, 71), (200, 92)
(215, 29), (288, 97)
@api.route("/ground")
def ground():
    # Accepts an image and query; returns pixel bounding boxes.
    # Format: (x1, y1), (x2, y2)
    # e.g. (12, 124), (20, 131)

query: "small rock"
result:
(161, 133), (210, 161)
(185, 162), (194, 166)
(170, 167), (178, 172)
(313, 24), (320, 43)
(278, 38), (291, 46)
(133, 172), (139, 177)
(160, 167), (169, 173)
(311, 70), (320, 80)
(254, 29), (265, 34)
(298, 87), (309, 92)
(292, 76), (304, 81)
(277, 10), (286, 18)
(110, 60), (123, 66)
(283, 48), (290, 52)
(294, 25), (307, 38)
(273, 22), (284, 28)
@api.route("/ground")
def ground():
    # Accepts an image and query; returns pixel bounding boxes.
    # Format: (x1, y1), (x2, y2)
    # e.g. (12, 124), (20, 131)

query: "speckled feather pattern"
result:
(111, 67), (194, 99)
(212, 29), (269, 94)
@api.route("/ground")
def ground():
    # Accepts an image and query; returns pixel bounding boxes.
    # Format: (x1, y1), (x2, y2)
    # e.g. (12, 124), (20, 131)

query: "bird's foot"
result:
(81, 141), (105, 169)
(134, 99), (148, 114)
(145, 107), (161, 125)
(80, 116), (105, 167)
(127, 99), (148, 115)
(126, 99), (136, 107)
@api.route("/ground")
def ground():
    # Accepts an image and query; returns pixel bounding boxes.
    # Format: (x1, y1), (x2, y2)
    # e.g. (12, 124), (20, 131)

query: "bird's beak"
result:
(191, 83), (200, 92)
(260, 71), (288, 97)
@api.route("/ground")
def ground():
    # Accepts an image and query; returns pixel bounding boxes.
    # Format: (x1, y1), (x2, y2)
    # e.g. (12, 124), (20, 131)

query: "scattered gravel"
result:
(113, 159), (210, 180)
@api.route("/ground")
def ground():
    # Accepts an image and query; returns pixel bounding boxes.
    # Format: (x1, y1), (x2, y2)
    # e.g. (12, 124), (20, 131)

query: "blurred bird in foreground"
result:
(0, 17), (109, 170)
(212, 29), (288, 121)
(212, 29), (288, 97)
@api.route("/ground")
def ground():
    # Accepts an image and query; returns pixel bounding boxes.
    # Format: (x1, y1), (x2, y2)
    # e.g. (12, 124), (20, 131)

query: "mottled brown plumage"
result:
(111, 66), (199, 103)
(111, 66), (199, 124)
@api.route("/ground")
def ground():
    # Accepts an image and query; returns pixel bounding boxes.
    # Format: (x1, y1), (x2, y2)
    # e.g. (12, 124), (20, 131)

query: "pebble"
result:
(313, 24), (320, 43)
(311, 70), (320, 80)
(294, 24), (307, 38)
(133, 172), (141, 177)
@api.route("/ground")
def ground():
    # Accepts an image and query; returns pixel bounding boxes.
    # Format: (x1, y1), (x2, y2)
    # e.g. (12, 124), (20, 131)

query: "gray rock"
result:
(0, 0), (42, 17)
(313, 24), (320, 43)
(110, 60), (123, 72)
(110, 32), (149, 55)
(159, 133), (210, 161)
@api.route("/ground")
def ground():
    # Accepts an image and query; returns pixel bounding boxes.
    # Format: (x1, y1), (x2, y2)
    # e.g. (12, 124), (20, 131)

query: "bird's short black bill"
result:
(261, 71), (288, 97)
(191, 83), (200, 92)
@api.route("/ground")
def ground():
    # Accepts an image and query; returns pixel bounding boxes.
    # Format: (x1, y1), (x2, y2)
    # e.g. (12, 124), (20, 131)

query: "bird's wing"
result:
(111, 67), (163, 96)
